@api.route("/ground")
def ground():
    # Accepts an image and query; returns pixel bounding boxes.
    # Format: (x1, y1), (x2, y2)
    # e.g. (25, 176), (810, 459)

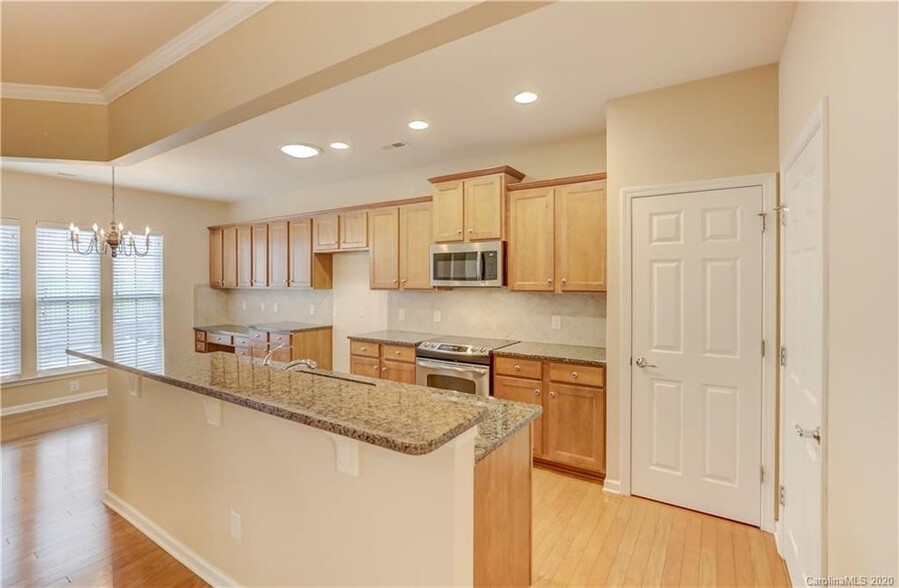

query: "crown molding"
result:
(100, 1), (273, 102)
(0, 83), (105, 105)
(1, 1), (273, 106)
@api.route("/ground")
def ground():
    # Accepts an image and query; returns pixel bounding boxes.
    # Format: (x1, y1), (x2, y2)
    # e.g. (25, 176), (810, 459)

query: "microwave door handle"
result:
(476, 253), (484, 282)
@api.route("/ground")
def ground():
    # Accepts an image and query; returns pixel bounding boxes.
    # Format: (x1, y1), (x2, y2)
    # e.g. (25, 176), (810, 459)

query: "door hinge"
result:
(757, 212), (767, 232)
(760, 465), (765, 483)
(774, 204), (789, 225)
(779, 484), (786, 507)
(761, 339), (766, 357)
(780, 346), (787, 367)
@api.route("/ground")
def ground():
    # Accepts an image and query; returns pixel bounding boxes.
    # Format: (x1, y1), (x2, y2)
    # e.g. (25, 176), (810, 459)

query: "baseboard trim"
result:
(103, 490), (240, 588)
(1, 389), (108, 416)
(602, 478), (622, 495)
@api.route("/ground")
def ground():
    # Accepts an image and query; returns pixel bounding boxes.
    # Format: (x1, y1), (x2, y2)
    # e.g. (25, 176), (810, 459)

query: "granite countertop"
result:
(494, 341), (606, 367)
(348, 330), (439, 346)
(195, 324), (250, 336)
(249, 322), (332, 333)
(67, 350), (539, 462)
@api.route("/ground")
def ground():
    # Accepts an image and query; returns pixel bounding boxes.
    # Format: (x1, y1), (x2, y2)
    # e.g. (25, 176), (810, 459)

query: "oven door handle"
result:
(416, 358), (489, 376)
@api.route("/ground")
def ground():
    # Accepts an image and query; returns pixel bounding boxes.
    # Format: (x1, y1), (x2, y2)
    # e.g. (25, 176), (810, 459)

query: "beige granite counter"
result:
(494, 341), (606, 367)
(68, 349), (539, 462)
(347, 330), (439, 346)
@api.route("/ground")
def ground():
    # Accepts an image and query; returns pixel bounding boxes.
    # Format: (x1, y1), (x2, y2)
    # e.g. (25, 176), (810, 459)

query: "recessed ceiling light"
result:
(329, 142), (350, 150)
(280, 143), (321, 159)
(408, 120), (430, 130)
(513, 91), (539, 105)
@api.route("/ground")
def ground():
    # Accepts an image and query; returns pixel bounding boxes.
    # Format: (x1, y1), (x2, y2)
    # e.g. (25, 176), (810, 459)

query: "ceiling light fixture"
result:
(68, 166), (151, 258)
(408, 120), (430, 131)
(280, 144), (322, 159)
(329, 142), (350, 150)
(513, 91), (539, 105)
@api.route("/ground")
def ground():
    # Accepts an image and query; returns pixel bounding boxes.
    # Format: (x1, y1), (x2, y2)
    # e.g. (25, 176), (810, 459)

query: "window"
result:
(0, 221), (21, 378)
(36, 224), (101, 371)
(113, 235), (164, 371)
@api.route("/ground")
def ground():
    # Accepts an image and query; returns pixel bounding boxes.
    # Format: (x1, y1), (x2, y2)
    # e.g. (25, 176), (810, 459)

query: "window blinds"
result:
(113, 235), (164, 371)
(36, 224), (101, 371)
(0, 221), (21, 378)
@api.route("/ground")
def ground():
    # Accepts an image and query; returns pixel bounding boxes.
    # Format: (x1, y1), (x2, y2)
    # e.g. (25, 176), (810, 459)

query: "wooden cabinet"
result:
(494, 375), (544, 457)
(399, 202), (432, 290)
(209, 229), (223, 288)
(268, 221), (289, 288)
(313, 214), (340, 252)
(288, 218), (332, 290)
(348, 340), (417, 384)
(492, 355), (606, 479)
(237, 225), (252, 288)
(339, 210), (368, 250)
(194, 326), (333, 370)
(221, 227), (238, 288)
(429, 166), (524, 243)
(251, 224), (268, 287)
(507, 175), (607, 292)
(507, 187), (555, 291)
(369, 207), (399, 289)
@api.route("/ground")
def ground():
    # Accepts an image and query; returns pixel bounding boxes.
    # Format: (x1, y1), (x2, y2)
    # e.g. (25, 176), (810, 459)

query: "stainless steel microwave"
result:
(429, 241), (505, 287)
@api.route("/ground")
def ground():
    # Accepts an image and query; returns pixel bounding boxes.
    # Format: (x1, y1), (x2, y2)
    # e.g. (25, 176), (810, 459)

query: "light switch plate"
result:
(433, 310), (442, 323)
(398, 308), (406, 321)
(309, 305), (316, 316)
(260, 302), (265, 312)
(241, 301), (247, 310)
(273, 302), (279, 313)
(230, 510), (242, 540)
(551, 315), (561, 329)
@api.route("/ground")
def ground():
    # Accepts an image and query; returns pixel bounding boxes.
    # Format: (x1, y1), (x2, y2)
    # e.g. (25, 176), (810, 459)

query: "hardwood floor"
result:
(2, 399), (788, 587)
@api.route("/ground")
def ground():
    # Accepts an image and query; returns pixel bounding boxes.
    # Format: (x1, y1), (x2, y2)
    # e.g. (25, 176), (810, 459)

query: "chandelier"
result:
(69, 166), (151, 258)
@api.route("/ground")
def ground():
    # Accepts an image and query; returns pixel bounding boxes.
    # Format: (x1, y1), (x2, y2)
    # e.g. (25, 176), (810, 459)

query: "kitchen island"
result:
(68, 350), (539, 587)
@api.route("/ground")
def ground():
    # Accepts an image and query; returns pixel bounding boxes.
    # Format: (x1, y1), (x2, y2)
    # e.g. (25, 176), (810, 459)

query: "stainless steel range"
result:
(416, 336), (518, 397)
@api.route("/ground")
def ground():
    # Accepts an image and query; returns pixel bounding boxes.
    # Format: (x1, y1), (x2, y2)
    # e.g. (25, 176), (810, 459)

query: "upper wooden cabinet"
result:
(399, 202), (433, 290)
(209, 228), (224, 288)
(429, 166), (525, 243)
(313, 214), (340, 252)
(268, 221), (289, 288)
(340, 210), (368, 250)
(288, 218), (332, 290)
(507, 175), (607, 292)
(236, 225), (252, 288)
(369, 207), (399, 289)
(221, 227), (238, 289)
(251, 223), (268, 288)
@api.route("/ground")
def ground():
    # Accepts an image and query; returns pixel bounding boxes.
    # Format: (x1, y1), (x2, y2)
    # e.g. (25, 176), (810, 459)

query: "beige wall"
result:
(779, 2), (898, 576)
(1, 99), (108, 161)
(604, 65), (779, 486)
(0, 171), (228, 409)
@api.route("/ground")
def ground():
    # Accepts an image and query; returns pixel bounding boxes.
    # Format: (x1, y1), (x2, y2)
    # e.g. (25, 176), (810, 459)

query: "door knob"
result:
(795, 424), (821, 444)
(635, 357), (658, 368)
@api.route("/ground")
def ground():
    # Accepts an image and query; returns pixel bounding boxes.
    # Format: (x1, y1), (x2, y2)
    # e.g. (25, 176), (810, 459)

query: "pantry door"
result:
(630, 184), (764, 525)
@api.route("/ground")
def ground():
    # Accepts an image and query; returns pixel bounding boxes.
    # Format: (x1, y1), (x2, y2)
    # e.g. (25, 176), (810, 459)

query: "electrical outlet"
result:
(551, 315), (561, 329)
(241, 301), (247, 311)
(398, 308), (406, 321)
(309, 305), (316, 316)
(69, 380), (80, 392)
(260, 302), (266, 312)
(358, 305), (365, 318)
(433, 310), (442, 323)
(230, 510), (242, 540)
(273, 302), (279, 313)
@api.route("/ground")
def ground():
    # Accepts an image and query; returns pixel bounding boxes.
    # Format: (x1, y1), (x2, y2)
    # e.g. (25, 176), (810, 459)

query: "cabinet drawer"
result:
(195, 341), (206, 353)
(235, 346), (252, 358)
(194, 330), (206, 342)
(249, 329), (269, 344)
(208, 333), (233, 346)
(350, 340), (380, 358)
(270, 332), (291, 347)
(381, 344), (415, 363)
(350, 356), (381, 378)
(272, 348), (292, 363)
(495, 356), (542, 379)
(234, 336), (250, 348)
(549, 363), (605, 387)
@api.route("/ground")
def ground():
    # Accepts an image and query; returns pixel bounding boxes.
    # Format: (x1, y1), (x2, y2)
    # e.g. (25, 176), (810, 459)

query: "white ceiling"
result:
(1, 2), (796, 202)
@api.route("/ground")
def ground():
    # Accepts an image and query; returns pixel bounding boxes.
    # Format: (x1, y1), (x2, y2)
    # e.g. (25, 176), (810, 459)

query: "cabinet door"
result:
(369, 207), (399, 289)
(221, 227), (238, 288)
(494, 375), (544, 457)
(432, 180), (464, 242)
(399, 202), (433, 290)
(251, 224), (268, 287)
(209, 229), (223, 288)
(508, 187), (554, 291)
(350, 356), (381, 379)
(289, 219), (313, 288)
(313, 214), (340, 251)
(463, 175), (503, 241)
(556, 180), (606, 292)
(381, 359), (416, 384)
(340, 210), (368, 250)
(545, 382), (605, 473)
(268, 221), (289, 287)
(237, 225), (252, 288)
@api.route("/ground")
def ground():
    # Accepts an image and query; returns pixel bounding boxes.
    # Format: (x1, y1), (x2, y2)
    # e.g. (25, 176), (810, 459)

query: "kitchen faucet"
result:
(281, 358), (318, 371)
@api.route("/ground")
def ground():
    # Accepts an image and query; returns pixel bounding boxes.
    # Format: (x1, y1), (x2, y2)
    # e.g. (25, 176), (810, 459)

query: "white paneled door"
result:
(631, 186), (764, 525)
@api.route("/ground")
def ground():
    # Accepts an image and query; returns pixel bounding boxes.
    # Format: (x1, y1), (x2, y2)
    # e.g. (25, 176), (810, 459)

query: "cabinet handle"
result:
(571, 371), (578, 379)
(534, 389), (541, 396)
(401, 279), (407, 284)
(546, 278), (552, 284)
(392, 278), (397, 283)
(381, 366), (387, 372)
(456, 229), (462, 235)
(360, 346), (366, 351)
(549, 391), (557, 398)
(514, 364), (521, 371)
(394, 351), (401, 356)
(467, 227), (473, 233)
(561, 278), (568, 285)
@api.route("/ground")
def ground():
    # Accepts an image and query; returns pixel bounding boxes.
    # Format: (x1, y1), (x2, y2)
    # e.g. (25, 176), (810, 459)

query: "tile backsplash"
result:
(387, 290), (605, 347)
(194, 285), (333, 327)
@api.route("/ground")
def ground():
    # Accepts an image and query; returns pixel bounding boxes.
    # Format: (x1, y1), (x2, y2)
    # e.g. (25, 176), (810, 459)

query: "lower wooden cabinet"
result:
(194, 327), (333, 370)
(348, 340), (417, 384)
(493, 357), (605, 479)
